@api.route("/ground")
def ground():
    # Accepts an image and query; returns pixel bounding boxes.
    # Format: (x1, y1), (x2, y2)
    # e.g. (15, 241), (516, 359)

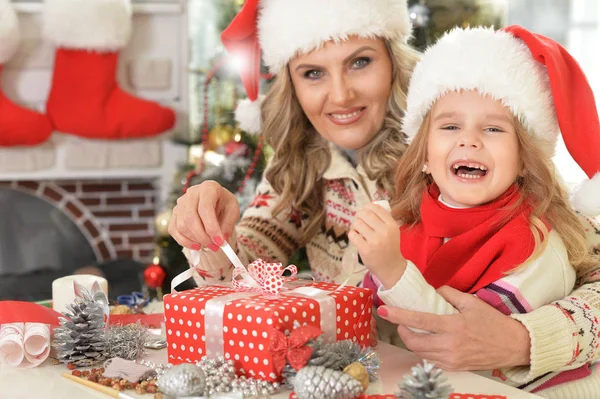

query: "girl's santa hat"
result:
(220, 0), (412, 134)
(402, 26), (600, 216)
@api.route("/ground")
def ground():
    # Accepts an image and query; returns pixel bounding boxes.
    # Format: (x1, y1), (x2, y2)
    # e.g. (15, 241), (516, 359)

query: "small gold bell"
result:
(343, 361), (369, 392)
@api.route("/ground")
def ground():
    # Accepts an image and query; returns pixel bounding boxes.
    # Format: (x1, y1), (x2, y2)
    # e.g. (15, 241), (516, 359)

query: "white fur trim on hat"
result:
(402, 27), (559, 157)
(235, 95), (265, 135)
(572, 172), (600, 216)
(258, 0), (412, 74)
(0, 0), (20, 64)
(43, 0), (132, 51)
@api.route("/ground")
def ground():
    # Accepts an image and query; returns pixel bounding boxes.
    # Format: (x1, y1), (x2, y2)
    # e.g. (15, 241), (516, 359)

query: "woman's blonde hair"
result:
(391, 108), (599, 272)
(262, 38), (420, 245)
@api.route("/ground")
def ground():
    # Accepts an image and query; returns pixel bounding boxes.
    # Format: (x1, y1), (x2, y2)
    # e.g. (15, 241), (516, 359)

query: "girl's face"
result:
(426, 90), (522, 207)
(288, 36), (393, 150)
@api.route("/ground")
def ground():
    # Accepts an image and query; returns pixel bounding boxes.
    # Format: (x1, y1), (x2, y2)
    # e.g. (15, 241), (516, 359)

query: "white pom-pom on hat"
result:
(234, 95), (264, 136)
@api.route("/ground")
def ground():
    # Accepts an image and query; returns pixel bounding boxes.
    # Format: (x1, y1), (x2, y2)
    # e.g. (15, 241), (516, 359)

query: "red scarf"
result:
(400, 184), (546, 293)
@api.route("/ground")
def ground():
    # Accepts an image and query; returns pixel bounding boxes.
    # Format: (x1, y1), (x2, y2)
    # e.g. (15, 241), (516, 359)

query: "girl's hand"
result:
(348, 203), (407, 289)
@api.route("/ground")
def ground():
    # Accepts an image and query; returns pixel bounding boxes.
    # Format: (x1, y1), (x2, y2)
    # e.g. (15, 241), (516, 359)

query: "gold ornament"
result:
(343, 362), (369, 392)
(207, 124), (235, 151)
(154, 208), (173, 237)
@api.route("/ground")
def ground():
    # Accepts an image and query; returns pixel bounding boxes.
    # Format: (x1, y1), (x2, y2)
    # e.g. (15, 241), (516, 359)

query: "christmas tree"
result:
(146, 0), (272, 295)
(408, 0), (505, 50)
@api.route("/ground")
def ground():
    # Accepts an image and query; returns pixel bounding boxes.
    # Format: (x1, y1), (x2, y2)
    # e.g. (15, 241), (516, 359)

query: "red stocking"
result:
(0, 0), (52, 146)
(43, 0), (176, 139)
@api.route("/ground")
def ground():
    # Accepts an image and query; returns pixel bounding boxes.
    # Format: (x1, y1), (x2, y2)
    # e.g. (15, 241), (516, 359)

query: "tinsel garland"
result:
(141, 356), (280, 398)
(106, 323), (149, 361)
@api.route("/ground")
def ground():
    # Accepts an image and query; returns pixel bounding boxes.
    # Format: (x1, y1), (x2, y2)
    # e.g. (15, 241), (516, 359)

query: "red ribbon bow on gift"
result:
(232, 259), (298, 297)
(269, 324), (322, 375)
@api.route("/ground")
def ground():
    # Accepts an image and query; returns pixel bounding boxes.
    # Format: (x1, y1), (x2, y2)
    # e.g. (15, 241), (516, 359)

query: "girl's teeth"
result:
(453, 163), (487, 170)
(331, 110), (361, 120)
(457, 173), (483, 179)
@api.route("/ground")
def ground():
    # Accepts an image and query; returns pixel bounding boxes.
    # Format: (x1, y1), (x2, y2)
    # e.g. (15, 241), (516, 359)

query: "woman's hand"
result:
(168, 181), (240, 250)
(349, 203), (406, 289)
(377, 286), (532, 371)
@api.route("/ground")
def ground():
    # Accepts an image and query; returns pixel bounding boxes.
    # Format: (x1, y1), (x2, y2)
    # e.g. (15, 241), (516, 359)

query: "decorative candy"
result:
(158, 363), (206, 398)
(144, 263), (167, 289)
(344, 362), (369, 392)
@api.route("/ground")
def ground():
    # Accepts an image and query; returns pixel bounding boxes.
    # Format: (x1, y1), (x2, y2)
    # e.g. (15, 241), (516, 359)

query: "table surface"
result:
(0, 342), (542, 399)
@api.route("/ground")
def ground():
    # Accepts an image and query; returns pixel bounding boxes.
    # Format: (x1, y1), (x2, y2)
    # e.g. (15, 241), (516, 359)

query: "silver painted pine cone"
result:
(293, 366), (364, 399)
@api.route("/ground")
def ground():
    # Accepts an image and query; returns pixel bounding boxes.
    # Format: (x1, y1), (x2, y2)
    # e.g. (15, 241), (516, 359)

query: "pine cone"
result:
(293, 366), (364, 399)
(309, 340), (362, 369)
(281, 335), (324, 387)
(396, 360), (453, 399)
(283, 339), (378, 387)
(53, 286), (107, 367)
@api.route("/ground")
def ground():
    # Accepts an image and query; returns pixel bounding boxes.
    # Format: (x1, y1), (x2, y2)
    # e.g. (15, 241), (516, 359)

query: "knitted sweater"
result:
(377, 227), (600, 397)
(191, 146), (380, 286)
(189, 146), (600, 388)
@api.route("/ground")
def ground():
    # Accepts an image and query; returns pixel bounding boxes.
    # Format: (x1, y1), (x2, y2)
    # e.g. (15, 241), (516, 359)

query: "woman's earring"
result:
(422, 164), (428, 173)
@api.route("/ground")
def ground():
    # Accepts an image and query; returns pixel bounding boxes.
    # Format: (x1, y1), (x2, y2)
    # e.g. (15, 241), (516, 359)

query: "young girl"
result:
(350, 26), (600, 397)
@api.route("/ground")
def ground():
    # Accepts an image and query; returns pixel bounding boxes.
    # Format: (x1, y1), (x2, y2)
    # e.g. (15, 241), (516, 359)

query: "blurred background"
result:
(1, 0), (597, 301)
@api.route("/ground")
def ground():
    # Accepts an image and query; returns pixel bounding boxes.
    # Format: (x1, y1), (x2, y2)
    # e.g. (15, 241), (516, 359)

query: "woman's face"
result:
(288, 36), (393, 150)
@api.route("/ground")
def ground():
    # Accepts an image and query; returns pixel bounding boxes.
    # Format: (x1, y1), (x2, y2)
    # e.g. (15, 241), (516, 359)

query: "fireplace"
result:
(0, 179), (159, 270)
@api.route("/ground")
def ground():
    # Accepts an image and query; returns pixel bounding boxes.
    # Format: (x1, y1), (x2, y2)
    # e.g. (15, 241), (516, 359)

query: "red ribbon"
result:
(0, 301), (62, 326)
(269, 324), (322, 374)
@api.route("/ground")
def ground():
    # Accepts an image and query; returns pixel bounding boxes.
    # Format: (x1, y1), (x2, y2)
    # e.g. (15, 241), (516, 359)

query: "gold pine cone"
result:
(343, 362), (369, 392)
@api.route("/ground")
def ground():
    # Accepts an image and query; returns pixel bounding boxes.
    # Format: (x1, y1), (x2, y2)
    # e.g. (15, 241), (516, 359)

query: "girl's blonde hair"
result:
(262, 38), (420, 245)
(391, 108), (599, 271)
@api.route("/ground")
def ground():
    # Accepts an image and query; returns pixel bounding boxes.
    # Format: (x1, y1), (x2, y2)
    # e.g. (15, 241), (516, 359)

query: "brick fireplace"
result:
(0, 0), (188, 276)
(0, 178), (159, 264)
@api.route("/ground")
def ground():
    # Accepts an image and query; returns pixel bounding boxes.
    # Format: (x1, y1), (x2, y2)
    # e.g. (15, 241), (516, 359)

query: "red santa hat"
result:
(221, 0), (412, 134)
(401, 26), (600, 216)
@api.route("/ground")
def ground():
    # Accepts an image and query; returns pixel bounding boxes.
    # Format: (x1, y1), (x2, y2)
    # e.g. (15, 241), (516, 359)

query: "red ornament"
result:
(144, 263), (166, 289)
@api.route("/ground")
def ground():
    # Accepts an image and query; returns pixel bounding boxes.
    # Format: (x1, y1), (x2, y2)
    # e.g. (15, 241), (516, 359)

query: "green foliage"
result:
(408, 0), (505, 51)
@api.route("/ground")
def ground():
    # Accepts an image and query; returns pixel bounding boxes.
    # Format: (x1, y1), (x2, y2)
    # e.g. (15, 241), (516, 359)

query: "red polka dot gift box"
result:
(163, 281), (373, 382)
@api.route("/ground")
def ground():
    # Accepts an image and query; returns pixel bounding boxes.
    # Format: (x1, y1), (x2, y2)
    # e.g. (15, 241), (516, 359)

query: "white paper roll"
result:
(52, 274), (108, 314)
(0, 323), (25, 367)
(0, 323), (52, 368)
(23, 323), (50, 367)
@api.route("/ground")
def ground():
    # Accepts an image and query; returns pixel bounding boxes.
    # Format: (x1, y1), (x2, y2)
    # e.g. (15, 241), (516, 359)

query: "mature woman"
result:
(169, 0), (600, 386)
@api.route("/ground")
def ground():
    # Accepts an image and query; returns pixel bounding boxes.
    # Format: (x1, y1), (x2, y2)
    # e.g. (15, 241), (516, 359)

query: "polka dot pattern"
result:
(163, 282), (372, 382)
